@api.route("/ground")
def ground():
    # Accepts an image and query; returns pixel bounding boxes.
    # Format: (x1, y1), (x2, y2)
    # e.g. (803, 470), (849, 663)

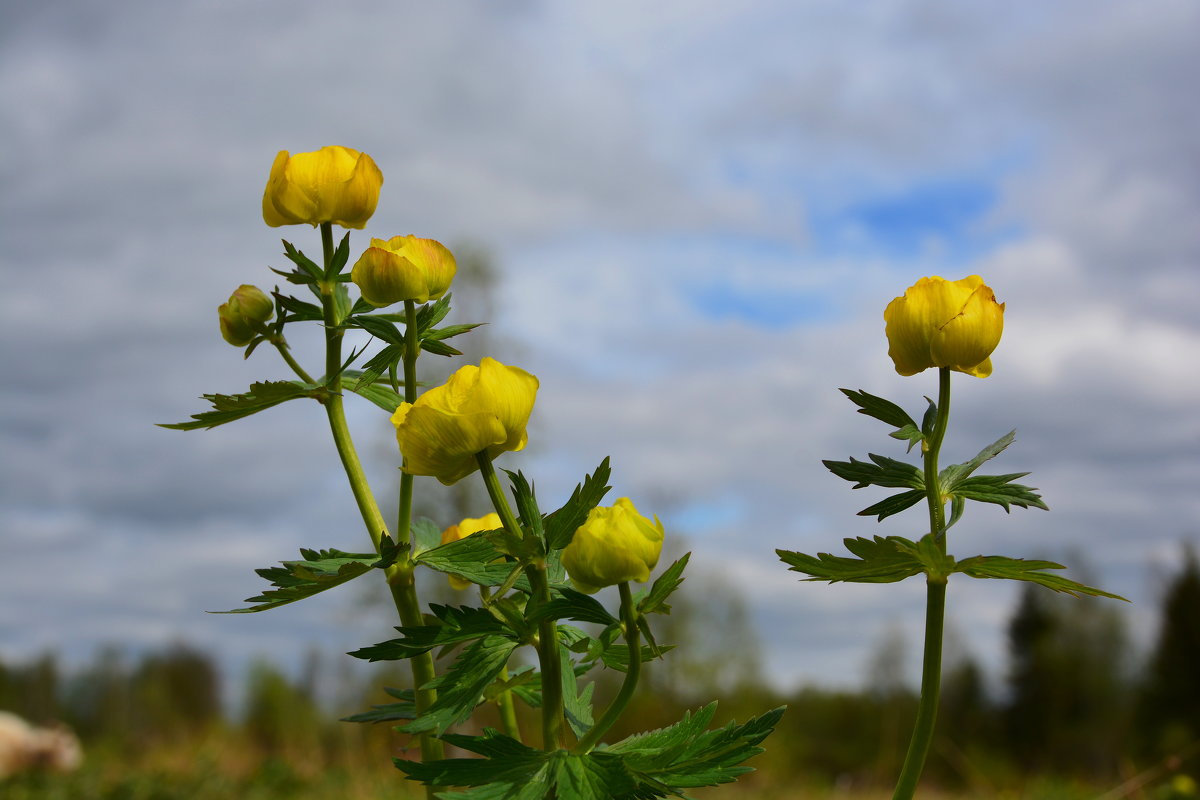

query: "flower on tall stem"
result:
(562, 498), (664, 594)
(262, 146), (383, 229)
(884, 275), (1004, 378)
(351, 235), (456, 307)
(392, 358), (538, 485)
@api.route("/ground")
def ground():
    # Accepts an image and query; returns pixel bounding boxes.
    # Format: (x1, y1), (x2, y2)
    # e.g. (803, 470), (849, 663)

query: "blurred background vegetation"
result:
(2, 546), (1196, 799)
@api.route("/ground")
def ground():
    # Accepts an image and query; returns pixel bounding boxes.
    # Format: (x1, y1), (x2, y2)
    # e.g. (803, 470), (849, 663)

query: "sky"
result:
(2, 0), (1198, 700)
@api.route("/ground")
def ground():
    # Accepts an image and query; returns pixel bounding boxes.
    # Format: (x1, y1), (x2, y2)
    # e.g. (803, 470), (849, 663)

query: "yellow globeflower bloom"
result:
(440, 513), (503, 590)
(262, 146), (383, 229)
(351, 235), (457, 307)
(218, 284), (273, 347)
(391, 358), (539, 485)
(884, 275), (1005, 378)
(561, 498), (664, 594)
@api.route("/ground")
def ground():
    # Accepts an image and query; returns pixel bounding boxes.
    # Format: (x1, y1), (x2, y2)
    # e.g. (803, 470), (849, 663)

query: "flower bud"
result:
(392, 358), (539, 485)
(884, 275), (1005, 378)
(561, 498), (664, 594)
(440, 513), (502, 590)
(218, 284), (274, 347)
(262, 146), (383, 229)
(351, 235), (456, 307)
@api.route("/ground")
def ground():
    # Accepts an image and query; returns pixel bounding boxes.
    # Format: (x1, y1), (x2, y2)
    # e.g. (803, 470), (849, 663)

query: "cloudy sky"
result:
(2, 0), (1198, 698)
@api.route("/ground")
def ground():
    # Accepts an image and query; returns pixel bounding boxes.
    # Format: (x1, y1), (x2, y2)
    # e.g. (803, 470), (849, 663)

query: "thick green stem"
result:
(314, 224), (441, 775)
(476, 453), (567, 751)
(574, 582), (641, 753)
(892, 367), (953, 800)
(496, 666), (523, 741)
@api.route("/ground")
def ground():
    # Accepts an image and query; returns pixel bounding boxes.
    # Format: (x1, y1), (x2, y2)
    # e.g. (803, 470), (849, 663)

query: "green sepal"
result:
(823, 454), (924, 490)
(341, 687), (415, 723)
(950, 474), (1048, 512)
(216, 547), (389, 613)
(777, 536), (926, 584)
(840, 388), (923, 451)
(349, 604), (516, 661)
(544, 458), (613, 551)
(637, 553), (690, 616)
(158, 380), (318, 430)
(401, 635), (520, 735)
(953, 555), (1126, 599)
(606, 702), (786, 791)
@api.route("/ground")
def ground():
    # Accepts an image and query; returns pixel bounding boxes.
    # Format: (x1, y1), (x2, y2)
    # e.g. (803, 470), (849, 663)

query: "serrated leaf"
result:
(409, 516), (443, 557)
(951, 474), (1048, 512)
(347, 380), (403, 413)
(856, 489), (926, 522)
(403, 635), (520, 734)
(415, 294), (452, 332)
(777, 536), (925, 584)
(159, 380), (318, 430)
(327, 231), (351, 278)
(341, 688), (415, 723)
(281, 239), (322, 279)
(823, 454), (924, 491)
(416, 534), (521, 589)
(273, 291), (324, 322)
(638, 553), (689, 616)
(560, 643), (596, 738)
(544, 458), (613, 551)
(506, 470), (546, 547)
(351, 315), (406, 345)
(350, 604), (515, 661)
(601, 643), (674, 673)
(954, 555), (1126, 599)
(920, 397), (938, 438)
(940, 430), (1016, 491)
(420, 338), (463, 357)
(350, 344), (405, 392)
(893, 534), (954, 580)
(528, 587), (617, 626)
(217, 548), (382, 613)
(840, 389), (922, 450)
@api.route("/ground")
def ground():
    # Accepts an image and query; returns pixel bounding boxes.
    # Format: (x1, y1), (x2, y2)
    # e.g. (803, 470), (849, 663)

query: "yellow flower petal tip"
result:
(392, 358), (539, 485)
(561, 498), (665, 594)
(884, 275), (1005, 378)
(351, 235), (457, 307)
(262, 146), (383, 229)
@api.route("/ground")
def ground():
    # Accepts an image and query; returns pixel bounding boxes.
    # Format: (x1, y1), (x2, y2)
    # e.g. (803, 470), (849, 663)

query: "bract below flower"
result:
(561, 498), (664, 594)
(884, 275), (1005, 378)
(262, 146), (382, 229)
(218, 284), (273, 347)
(441, 513), (502, 590)
(391, 358), (539, 485)
(351, 235), (456, 307)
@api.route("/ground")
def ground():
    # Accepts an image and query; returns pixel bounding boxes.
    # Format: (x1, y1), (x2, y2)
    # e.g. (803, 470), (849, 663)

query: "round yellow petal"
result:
(884, 275), (1004, 378)
(261, 146), (382, 229)
(561, 498), (665, 594)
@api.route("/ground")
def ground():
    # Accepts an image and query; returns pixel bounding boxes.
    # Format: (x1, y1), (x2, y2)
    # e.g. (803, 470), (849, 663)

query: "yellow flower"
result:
(884, 275), (1005, 378)
(218, 285), (273, 347)
(262, 146), (383, 229)
(351, 235), (457, 307)
(561, 498), (664, 594)
(391, 358), (539, 485)
(441, 513), (503, 590)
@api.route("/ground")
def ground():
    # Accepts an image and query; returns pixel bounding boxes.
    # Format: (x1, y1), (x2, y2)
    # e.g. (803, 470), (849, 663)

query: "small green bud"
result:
(218, 284), (273, 347)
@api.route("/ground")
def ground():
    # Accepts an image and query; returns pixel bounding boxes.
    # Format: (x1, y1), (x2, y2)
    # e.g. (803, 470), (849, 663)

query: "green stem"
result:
(574, 582), (641, 753)
(496, 665), (523, 741)
(476, 453), (567, 751)
(892, 367), (952, 800)
(271, 338), (315, 384)
(314, 224), (441, 776)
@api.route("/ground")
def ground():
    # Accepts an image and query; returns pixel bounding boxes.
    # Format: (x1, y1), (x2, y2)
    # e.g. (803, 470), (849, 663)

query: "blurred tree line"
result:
(1, 545), (1196, 794)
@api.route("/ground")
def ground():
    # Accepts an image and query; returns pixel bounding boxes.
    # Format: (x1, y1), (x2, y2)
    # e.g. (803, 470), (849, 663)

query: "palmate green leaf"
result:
(273, 291), (324, 322)
(415, 532), (516, 587)
(349, 604), (515, 661)
(954, 555), (1126, 599)
(416, 293), (453, 332)
(402, 636), (521, 735)
(349, 344), (405, 394)
(351, 314), (406, 345)
(158, 380), (318, 430)
(217, 548), (384, 613)
(544, 458), (613, 551)
(341, 687), (415, 723)
(281, 239), (323, 279)
(840, 388), (924, 450)
(637, 553), (690, 616)
(951, 474), (1048, 512)
(823, 453), (924, 491)
(528, 587), (617, 626)
(777, 536), (926, 584)
(609, 703), (786, 791)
